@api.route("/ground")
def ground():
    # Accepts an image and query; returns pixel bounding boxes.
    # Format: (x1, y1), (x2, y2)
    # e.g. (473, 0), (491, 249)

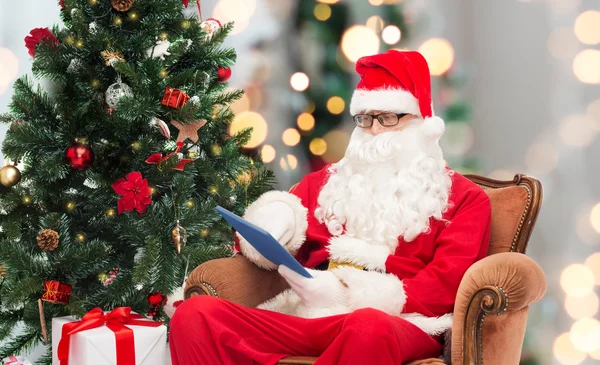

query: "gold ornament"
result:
(0, 264), (6, 279)
(112, 0), (134, 12)
(171, 220), (187, 255)
(0, 165), (22, 188)
(37, 229), (59, 251)
(101, 50), (125, 66)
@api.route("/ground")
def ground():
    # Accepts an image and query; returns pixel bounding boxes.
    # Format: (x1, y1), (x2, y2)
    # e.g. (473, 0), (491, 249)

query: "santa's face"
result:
(314, 113), (452, 250)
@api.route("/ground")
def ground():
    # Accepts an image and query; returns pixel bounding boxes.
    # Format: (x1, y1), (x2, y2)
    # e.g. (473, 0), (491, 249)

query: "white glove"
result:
(250, 201), (296, 246)
(278, 265), (348, 308)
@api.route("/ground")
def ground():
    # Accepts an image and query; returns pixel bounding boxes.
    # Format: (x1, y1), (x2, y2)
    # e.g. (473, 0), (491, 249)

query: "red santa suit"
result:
(169, 50), (492, 365)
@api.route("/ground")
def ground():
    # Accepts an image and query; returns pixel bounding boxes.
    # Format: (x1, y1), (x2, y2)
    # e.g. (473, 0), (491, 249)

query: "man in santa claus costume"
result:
(169, 50), (492, 365)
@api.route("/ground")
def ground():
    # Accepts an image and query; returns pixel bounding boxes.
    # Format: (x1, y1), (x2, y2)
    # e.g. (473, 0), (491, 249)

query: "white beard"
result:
(314, 121), (453, 250)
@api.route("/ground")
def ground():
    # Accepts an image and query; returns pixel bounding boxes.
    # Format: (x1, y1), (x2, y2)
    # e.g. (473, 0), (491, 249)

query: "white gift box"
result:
(52, 313), (167, 365)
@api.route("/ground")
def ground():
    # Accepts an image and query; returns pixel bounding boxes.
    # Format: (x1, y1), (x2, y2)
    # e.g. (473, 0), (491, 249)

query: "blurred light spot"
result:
(283, 128), (301, 146)
(314, 4), (332, 21)
(586, 98), (600, 130)
(577, 211), (600, 245)
(290, 72), (310, 92)
(559, 114), (597, 146)
(322, 130), (350, 163)
(418, 38), (454, 76)
(213, 0), (256, 35)
(573, 49), (600, 84)
(440, 122), (474, 156)
(554, 332), (587, 365)
(590, 203), (600, 234)
(310, 138), (327, 155)
(561, 264), (596, 297)
(231, 92), (250, 114)
(366, 16), (384, 34)
(0, 48), (19, 93)
(261, 144), (276, 163)
(525, 143), (559, 174)
(570, 318), (600, 353)
(584, 252), (600, 285)
(245, 85), (263, 110)
(229, 111), (268, 148)
(382, 25), (401, 45)
(341, 25), (380, 63)
(327, 96), (345, 114)
(280, 154), (298, 171)
(369, 0), (384, 5)
(565, 292), (599, 319)
(297, 113), (315, 131)
(316, 0), (339, 3)
(574, 11), (600, 45)
(547, 28), (580, 60)
(488, 169), (515, 181)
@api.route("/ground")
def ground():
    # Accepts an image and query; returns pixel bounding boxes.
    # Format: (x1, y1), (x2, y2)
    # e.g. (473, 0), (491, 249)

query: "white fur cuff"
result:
(327, 235), (391, 272)
(332, 267), (406, 315)
(238, 191), (308, 270)
(349, 87), (421, 116)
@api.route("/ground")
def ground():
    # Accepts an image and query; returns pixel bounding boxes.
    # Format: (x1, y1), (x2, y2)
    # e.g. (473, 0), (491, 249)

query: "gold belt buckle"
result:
(327, 260), (365, 271)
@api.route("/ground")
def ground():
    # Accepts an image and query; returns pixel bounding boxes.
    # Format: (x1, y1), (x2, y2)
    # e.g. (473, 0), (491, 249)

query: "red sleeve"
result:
(397, 190), (492, 316)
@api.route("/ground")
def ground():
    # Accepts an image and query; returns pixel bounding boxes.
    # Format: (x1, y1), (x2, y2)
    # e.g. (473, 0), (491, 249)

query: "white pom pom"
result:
(164, 282), (186, 318)
(422, 116), (445, 140)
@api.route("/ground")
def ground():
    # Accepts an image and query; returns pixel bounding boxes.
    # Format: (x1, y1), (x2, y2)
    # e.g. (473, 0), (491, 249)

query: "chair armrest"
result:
(451, 252), (546, 365)
(184, 254), (290, 308)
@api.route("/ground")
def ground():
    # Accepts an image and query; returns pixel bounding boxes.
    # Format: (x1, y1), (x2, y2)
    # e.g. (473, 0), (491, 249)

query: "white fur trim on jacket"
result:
(350, 87), (421, 116)
(332, 266), (406, 315)
(238, 190), (308, 270)
(327, 235), (392, 272)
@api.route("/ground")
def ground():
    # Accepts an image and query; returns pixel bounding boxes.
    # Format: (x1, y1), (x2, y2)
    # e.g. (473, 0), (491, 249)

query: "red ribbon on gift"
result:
(57, 307), (163, 365)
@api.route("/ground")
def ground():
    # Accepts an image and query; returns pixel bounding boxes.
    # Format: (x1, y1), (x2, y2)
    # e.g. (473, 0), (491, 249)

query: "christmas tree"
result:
(0, 0), (274, 360)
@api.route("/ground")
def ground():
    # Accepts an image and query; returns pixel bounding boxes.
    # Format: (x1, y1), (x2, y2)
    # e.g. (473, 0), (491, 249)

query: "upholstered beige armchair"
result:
(184, 174), (547, 365)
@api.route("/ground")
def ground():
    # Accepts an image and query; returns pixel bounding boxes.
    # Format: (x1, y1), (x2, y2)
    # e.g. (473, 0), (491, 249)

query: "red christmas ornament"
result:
(25, 28), (59, 58)
(147, 291), (167, 317)
(217, 67), (232, 82)
(111, 171), (152, 215)
(60, 0), (65, 9)
(65, 142), (94, 171)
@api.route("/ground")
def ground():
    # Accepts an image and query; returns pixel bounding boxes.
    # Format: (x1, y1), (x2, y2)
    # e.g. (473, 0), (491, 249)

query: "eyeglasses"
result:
(352, 113), (409, 128)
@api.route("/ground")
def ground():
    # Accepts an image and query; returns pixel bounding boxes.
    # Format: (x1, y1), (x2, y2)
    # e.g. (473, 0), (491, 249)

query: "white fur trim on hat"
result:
(350, 87), (421, 116)
(332, 266), (406, 315)
(238, 191), (308, 270)
(327, 235), (391, 272)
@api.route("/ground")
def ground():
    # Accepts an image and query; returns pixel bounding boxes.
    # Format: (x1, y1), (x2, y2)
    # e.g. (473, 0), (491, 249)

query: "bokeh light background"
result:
(2, 0), (600, 363)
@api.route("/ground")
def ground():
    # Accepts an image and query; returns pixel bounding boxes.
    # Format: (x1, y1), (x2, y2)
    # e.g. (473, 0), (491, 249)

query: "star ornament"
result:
(171, 119), (207, 143)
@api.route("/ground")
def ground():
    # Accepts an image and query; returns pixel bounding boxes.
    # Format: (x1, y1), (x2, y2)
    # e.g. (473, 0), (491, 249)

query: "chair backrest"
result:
(465, 174), (543, 255)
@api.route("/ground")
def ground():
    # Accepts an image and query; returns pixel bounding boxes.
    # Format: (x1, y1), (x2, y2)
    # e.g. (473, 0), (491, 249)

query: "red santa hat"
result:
(349, 50), (445, 139)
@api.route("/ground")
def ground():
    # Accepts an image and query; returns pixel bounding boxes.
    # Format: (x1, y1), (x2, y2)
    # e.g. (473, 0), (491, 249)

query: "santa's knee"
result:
(171, 295), (222, 332)
(342, 308), (395, 346)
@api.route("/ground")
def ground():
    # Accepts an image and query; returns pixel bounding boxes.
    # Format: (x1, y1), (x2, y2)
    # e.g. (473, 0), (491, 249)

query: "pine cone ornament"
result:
(112, 0), (134, 12)
(37, 229), (59, 251)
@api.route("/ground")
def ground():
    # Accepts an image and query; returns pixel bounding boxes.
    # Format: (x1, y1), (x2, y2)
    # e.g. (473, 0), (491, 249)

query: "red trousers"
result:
(169, 296), (443, 365)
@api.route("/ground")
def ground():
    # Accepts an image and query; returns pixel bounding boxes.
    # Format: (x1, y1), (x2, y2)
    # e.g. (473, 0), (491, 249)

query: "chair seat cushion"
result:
(277, 356), (444, 365)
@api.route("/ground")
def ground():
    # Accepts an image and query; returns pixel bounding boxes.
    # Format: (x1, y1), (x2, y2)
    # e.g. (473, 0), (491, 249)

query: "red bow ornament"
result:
(57, 307), (163, 365)
(25, 28), (59, 58)
(145, 142), (194, 171)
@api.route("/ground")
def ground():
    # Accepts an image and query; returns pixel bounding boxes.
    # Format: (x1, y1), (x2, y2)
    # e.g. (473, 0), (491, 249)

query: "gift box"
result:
(2, 356), (31, 365)
(161, 88), (190, 108)
(42, 280), (72, 304)
(52, 307), (166, 365)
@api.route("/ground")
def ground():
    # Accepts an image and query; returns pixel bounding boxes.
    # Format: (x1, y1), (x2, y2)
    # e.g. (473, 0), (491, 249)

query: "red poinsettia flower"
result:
(25, 28), (59, 58)
(148, 292), (167, 306)
(111, 171), (152, 215)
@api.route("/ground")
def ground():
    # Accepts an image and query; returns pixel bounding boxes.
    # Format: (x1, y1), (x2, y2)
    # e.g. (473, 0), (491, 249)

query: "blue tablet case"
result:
(216, 206), (313, 278)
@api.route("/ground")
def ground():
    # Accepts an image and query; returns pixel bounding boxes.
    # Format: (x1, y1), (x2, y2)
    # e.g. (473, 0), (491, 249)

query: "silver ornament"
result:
(105, 80), (133, 109)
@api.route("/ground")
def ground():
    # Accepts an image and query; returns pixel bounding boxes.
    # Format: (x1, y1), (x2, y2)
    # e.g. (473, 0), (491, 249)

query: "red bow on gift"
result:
(57, 307), (163, 365)
(145, 142), (194, 171)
